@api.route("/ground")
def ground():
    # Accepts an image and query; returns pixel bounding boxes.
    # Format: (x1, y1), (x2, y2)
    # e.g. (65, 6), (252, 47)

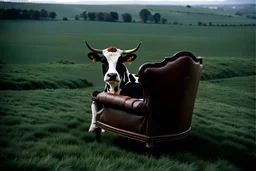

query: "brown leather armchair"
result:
(92, 51), (203, 156)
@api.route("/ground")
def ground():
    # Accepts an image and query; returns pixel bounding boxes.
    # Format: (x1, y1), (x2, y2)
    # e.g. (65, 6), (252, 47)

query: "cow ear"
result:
(123, 54), (137, 63)
(88, 52), (102, 62)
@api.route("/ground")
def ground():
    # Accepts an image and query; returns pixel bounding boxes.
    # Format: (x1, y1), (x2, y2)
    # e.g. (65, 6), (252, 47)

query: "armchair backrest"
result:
(138, 52), (203, 136)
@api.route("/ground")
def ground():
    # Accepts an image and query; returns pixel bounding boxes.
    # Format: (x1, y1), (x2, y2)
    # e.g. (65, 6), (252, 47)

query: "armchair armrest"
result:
(92, 92), (148, 116)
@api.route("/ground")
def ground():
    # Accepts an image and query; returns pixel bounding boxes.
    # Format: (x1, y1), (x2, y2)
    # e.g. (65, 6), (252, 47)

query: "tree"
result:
(153, 13), (161, 23)
(6, 8), (21, 19)
(40, 9), (48, 18)
(75, 15), (79, 20)
(0, 9), (5, 19)
(103, 13), (113, 21)
(235, 11), (242, 16)
(31, 10), (40, 19)
(209, 21), (213, 26)
(88, 12), (96, 20)
(21, 9), (30, 19)
(148, 14), (154, 23)
(14, 8), (22, 19)
(186, 5), (192, 8)
(122, 13), (132, 22)
(81, 11), (87, 20)
(246, 15), (256, 19)
(173, 21), (178, 25)
(139, 9), (151, 23)
(162, 18), (167, 24)
(0, 8), (50, 20)
(97, 12), (104, 21)
(110, 11), (118, 21)
(198, 21), (203, 26)
(49, 12), (56, 20)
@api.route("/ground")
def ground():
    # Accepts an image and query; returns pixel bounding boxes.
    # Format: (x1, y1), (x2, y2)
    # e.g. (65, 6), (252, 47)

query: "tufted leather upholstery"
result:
(92, 93), (148, 133)
(92, 93), (148, 116)
(91, 51), (203, 155)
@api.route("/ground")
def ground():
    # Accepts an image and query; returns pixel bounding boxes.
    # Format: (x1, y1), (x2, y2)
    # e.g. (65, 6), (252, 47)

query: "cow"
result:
(85, 41), (143, 132)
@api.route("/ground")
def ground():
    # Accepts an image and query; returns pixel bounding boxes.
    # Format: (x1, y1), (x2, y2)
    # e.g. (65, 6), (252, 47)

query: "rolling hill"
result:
(0, 2), (255, 24)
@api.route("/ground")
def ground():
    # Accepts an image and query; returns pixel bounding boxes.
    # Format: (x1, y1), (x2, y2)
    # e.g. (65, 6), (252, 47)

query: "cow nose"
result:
(107, 73), (117, 79)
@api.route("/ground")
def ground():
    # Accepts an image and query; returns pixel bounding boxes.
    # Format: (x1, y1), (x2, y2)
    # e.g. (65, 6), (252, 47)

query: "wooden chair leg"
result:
(145, 142), (153, 157)
(95, 127), (101, 142)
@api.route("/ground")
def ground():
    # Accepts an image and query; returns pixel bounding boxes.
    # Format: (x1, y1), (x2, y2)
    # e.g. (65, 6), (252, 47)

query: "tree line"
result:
(196, 21), (256, 27)
(0, 8), (57, 20)
(73, 9), (167, 24)
(139, 9), (167, 24)
(74, 11), (133, 22)
(235, 11), (256, 20)
(169, 9), (232, 18)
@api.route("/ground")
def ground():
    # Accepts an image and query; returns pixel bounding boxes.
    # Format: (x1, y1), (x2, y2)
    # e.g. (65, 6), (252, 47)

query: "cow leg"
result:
(88, 101), (98, 132)
(88, 101), (105, 132)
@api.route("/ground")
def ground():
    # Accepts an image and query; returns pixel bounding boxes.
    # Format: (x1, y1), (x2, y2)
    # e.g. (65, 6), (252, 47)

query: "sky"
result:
(1, 0), (255, 5)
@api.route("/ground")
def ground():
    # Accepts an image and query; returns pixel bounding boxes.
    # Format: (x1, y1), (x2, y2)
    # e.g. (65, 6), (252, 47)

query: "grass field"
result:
(0, 20), (255, 66)
(0, 3), (255, 171)
(0, 75), (255, 170)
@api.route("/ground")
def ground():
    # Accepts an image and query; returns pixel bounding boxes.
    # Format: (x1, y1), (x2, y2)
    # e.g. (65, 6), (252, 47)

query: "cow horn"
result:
(122, 42), (142, 54)
(84, 41), (102, 54)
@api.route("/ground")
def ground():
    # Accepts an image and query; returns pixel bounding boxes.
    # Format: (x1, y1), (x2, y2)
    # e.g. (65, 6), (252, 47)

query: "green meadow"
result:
(0, 2), (256, 171)
(0, 76), (255, 170)
(0, 20), (255, 64)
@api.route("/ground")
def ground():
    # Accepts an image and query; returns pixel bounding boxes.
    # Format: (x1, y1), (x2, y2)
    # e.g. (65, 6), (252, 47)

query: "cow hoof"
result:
(88, 127), (106, 133)
(88, 128), (95, 132)
(88, 125), (97, 132)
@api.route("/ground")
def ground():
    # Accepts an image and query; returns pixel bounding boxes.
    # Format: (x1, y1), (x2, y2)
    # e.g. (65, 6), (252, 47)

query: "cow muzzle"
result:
(105, 73), (120, 82)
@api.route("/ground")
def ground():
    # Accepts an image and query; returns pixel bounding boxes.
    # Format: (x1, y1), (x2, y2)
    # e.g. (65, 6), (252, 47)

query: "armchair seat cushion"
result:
(96, 107), (147, 134)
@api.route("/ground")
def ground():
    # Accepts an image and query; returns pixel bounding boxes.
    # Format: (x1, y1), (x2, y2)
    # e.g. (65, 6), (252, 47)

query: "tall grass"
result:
(200, 57), (255, 80)
(0, 56), (254, 90)
(0, 64), (93, 90)
(0, 75), (255, 170)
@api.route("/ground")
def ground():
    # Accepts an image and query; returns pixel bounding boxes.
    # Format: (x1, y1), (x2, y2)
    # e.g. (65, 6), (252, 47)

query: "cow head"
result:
(85, 41), (141, 93)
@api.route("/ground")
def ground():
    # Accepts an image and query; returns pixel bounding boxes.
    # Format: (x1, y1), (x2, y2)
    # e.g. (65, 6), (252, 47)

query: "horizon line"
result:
(0, 2), (254, 6)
